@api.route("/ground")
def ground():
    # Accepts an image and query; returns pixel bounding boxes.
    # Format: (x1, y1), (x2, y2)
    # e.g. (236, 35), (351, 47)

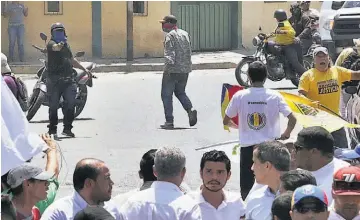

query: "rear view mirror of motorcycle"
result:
(40, 33), (47, 41)
(75, 51), (85, 58)
(345, 86), (358, 95)
(259, 26), (262, 31)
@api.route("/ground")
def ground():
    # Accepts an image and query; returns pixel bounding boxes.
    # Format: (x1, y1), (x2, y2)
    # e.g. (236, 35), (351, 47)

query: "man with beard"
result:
(41, 158), (120, 219)
(298, 47), (360, 148)
(329, 166), (360, 220)
(245, 141), (290, 220)
(188, 150), (245, 219)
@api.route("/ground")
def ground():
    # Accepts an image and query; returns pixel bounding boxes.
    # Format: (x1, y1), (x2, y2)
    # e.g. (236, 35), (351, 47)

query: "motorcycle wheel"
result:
(235, 57), (256, 87)
(26, 89), (45, 121)
(74, 85), (88, 118)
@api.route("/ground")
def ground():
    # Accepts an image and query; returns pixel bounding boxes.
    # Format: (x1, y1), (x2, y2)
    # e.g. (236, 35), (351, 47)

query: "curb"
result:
(10, 62), (238, 76)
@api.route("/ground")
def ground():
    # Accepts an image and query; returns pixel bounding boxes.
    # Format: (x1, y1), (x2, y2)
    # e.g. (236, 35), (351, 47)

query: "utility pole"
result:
(126, 1), (134, 61)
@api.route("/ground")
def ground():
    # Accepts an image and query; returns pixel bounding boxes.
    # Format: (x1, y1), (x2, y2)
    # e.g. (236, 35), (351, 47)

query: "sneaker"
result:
(62, 129), (75, 138)
(188, 110), (197, 127)
(160, 122), (174, 129)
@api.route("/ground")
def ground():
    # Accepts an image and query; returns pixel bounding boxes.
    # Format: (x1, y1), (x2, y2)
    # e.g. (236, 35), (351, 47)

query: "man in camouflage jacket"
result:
(159, 15), (197, 129)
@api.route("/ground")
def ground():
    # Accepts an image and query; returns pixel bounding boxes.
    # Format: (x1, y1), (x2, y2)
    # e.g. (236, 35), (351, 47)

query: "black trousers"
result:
(46, 77), (77, 132)
(240, 145), (255, 200)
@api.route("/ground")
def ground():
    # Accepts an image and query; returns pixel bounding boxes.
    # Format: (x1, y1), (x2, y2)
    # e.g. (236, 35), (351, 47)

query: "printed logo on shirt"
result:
(247, 112), (266, 130)
(317, 79), (339, 95)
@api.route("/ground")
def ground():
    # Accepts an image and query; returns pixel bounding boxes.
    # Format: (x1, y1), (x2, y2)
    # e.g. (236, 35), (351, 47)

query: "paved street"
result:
(25, 69), (302, 200)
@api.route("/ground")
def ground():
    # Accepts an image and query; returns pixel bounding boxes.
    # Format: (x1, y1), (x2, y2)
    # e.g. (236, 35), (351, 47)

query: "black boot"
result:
(62, 128), (75, 138)
(160, 122), (174, 129)
(188, 109), (197, 127)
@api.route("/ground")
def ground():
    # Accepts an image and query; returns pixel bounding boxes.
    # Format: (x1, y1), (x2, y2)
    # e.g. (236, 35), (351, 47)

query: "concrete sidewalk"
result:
(10, 50), (250, 75)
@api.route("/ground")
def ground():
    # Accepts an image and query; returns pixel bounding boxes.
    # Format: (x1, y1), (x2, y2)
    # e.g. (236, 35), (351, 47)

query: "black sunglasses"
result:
(293, 203), (327, 214)
(333, 181), (360, 191)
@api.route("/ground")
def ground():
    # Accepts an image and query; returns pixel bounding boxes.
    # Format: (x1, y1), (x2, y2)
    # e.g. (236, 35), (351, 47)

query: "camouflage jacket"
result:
(163, 29), (192, 74)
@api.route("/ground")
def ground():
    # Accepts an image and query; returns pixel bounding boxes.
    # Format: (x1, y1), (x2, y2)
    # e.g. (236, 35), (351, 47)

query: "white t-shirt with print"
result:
(225, 88), (292, 147)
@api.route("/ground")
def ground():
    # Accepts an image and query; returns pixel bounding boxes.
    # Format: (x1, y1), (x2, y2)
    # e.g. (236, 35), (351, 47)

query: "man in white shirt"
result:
(189, 150), (245, 219)
(113, 149), (191, 208)
(294, 126), (350, 204)
(119, 147), (201, 220)
(223, 61), (297, 199)
(245, 141), (291, 220)
(329, 166), (360, 220)
(41, 158), (121, 219)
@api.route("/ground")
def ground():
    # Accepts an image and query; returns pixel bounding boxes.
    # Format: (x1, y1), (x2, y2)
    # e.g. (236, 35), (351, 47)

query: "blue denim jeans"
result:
(161, 72), (193, 123)
(8, 24), (25, 62)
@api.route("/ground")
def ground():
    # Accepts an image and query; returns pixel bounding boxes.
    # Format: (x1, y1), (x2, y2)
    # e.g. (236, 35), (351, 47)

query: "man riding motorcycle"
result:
(289, 2), (312, 55)
(46, 23), (91, 138)
(273, 9), (307, 78)
(300, 1), (320, 19)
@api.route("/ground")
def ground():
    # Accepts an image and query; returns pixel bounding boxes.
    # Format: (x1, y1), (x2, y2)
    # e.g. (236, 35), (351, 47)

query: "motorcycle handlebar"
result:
(32, 44), (47, 53)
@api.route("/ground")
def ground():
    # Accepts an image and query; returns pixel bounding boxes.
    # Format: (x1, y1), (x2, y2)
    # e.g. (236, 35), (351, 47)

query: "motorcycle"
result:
(235, 27), (312, 88)
(26, 32), (97, 121)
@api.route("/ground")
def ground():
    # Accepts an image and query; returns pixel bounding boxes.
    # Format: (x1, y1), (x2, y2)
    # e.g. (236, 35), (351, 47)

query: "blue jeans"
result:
(161, 73), (193, 123)
(8, 25), (25, 62)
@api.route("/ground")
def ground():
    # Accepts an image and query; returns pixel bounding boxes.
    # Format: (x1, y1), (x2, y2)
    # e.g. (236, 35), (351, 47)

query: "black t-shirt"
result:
(46, 40), (73, 77)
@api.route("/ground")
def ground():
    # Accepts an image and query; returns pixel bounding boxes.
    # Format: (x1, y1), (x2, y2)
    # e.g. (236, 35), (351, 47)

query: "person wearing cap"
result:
(329, 166), (360, 220)
(300, 1), (320, 19)
(2, 133), (60, 216)
(289, 2), (312, 55)
(337, 144), (360, 168)
(245, 141), (291, 220)
(41, 158), (120, 220)
(158, 15), (197, 129)
(6, 163), (55, 220)
(290, 184), (330, 220)
(74, 206), (115, 220)
(294, 126), (350, 204)
(335, 38), (360, 120)
(298, 46), (360, 148)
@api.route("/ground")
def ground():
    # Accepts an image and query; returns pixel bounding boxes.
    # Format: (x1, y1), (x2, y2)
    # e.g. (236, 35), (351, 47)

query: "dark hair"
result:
(1, 172), (10, 191)
(248, 61), (268, 83)
(272, 191), (293, 220)
(139, 149), (157, 181)
(256, 141), (290, 172)
(1, 195), (16, 220)
(73, 159), (104, 191)
(200, 150), (231, 173)
(296, 126), (334, 157)
(280, 170), (317, 191)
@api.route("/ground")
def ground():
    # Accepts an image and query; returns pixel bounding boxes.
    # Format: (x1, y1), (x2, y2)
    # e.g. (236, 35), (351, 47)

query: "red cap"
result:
(333, 166), (360, 195)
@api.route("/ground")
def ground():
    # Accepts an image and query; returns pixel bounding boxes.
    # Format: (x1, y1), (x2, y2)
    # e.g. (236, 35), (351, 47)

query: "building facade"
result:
(1, 1), (322, 60)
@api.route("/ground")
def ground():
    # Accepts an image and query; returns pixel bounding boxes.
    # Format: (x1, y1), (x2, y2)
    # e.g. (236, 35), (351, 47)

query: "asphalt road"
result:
(24, 69), (302, 200)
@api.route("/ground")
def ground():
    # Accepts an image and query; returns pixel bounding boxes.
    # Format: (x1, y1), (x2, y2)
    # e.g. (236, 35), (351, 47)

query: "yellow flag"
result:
(279, 92), (360, 133)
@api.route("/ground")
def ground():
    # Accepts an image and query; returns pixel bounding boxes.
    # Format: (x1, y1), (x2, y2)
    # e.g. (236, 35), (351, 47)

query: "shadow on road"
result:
(270, 87), (297, 90)
(29, 117), (95, 124)
(158, 127), (197, 130)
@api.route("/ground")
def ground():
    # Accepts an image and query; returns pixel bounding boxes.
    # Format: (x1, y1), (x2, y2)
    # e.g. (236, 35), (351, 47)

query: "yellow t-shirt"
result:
(274, 20), (296, 46)
(298, 66), (352, 114)
(335, 48), (356, 66)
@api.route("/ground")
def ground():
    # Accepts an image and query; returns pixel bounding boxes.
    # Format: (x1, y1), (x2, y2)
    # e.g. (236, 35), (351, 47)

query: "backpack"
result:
(8, 75), (29, 112)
